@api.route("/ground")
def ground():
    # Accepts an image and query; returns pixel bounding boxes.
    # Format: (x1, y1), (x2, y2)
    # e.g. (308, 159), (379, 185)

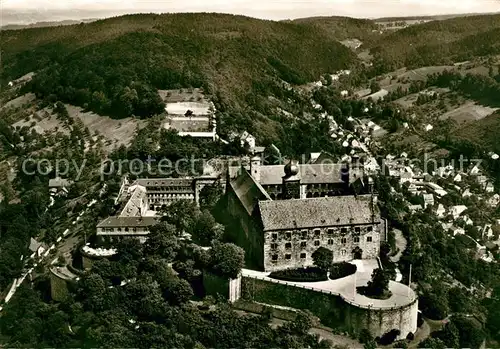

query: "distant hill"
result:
(0, 18), (98, 30)
(368, 14), (500, 72)
(291, 16), (378, 44)
(453, 111), (500, 154)
(0, 13), (357, 118)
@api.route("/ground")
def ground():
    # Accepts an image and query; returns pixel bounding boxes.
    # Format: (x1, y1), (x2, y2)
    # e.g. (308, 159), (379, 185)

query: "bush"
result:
(329, 262), (357, 280)
(377, 329), (400, 346)
(417, 313), (424, 327)
(406, 332), (414, 340)
(269, 267), (327, 282)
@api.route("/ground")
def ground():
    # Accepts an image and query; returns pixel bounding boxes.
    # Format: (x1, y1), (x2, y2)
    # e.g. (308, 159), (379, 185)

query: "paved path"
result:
(390, 228), (407, 263)
(0, 198), (98, 312)
(270, 318), (363, 348)
(409, 320), (431, 348)
(242, 262), (417, 310)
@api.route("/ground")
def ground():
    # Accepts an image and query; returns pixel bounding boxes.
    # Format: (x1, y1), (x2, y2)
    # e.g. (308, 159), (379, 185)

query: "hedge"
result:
(269, 267), (327, 282)
(329, 262), (357, 280)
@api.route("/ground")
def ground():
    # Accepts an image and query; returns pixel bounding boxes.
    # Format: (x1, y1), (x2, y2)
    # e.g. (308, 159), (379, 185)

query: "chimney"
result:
(340, 162), (350, 184)
(250, 156), (261, 182)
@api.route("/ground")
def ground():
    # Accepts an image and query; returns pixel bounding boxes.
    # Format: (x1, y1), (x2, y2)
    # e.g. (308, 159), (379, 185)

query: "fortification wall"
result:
(50, 270), (70, 302)
(240, 276), (417, 340)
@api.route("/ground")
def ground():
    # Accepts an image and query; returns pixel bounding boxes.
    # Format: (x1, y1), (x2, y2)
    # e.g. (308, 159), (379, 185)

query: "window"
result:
(367, 226), (373, 232)
(300, 253), (306, 259)
(125, 227), (129, 232)
(271, 243), (278, 249)
(354, 237), (360, 243)
(132, 228), (137, 232)
(272, 255), (278, 261)
(314, 229), (321, 237)
(301, 230), (308, 239)
(272, 233), (278, 240)
(367, 236), (372, 242)
(341, 249), (346, 256)
(341, 238), (347, 244)
(285, 242), (292, 249)
(285, 254), (292, 260)
(300, 241), (307, 248)
(355, 227), (361, 233)
(117, 228), (122, 232)
(286, 231), (292, 240)
(341, 228), (347, 234)
(327, 228), (334, 235)
(314, 240), (320, 246)
(328, 239), (334, 245)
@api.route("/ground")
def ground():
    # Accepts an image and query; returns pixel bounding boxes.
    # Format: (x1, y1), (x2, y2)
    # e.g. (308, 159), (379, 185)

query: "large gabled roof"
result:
(229, 169), (271, 215)
(258, 195), (379, 231)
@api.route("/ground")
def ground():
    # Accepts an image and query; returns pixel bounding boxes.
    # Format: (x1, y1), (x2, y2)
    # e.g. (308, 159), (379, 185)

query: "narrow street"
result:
(0, 198), (97, 312)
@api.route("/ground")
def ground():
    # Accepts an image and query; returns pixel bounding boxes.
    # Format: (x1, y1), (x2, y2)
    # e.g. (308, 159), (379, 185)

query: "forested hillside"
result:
(0, 13), (357, 118)
(368, 14), (500, 73)
(291, 16), (379, 43)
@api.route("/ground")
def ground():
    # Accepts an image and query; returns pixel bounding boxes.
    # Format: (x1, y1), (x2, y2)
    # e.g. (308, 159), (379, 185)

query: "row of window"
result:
(100, 227), (140, 233)
(146, 186), (192, 192)
(270, 236), (373, 250)
(271, 249), (350, 262)
(271, 226), (373, 240)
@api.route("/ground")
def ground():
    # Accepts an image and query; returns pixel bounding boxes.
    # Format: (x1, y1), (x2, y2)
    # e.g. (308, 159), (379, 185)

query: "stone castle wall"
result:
(240, 276), (418, 340)
(263, 224), (381, 272)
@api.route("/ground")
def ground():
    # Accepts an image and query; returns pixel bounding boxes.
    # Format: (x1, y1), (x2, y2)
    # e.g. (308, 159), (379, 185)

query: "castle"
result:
(224, 155), (383, 271)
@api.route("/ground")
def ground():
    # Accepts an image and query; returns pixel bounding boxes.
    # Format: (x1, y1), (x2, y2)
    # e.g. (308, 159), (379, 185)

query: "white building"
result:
(450, 205), (468, 219)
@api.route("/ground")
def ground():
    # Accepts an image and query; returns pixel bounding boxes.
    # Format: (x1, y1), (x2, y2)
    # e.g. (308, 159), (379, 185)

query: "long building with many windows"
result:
(223, 158), (382, 272)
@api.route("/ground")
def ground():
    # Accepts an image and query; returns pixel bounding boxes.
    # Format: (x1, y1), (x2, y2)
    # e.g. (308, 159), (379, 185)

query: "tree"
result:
(199, 182), (224, 211)
(451, 316), (485, 349)
(143, 222), (180, 261)
(370, 80), (380, 93)
(418, 338), (446, 349)
(312, 247), (333, 271)
(160, 200), (198, 233)
(189, 210), (223, 246)
(209, 241), (245, 279)
(366, 268), (390, 297)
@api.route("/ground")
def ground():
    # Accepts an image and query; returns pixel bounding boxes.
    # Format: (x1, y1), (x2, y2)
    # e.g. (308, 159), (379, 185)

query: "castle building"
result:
(224, 157), (381, 272)
(229, 155), (370, 200)
(96, 175), (218, 243)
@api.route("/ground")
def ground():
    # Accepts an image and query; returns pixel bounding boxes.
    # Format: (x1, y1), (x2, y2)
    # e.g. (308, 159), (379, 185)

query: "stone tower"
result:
(250, 156), (261, 182)
(282, 160), (301, 199)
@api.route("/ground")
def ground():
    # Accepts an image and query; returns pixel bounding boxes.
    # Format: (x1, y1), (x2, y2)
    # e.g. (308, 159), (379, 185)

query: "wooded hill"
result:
(1, 12), (500, 119)
(0, 13), (357, 118)
(368, 14), (500, 73)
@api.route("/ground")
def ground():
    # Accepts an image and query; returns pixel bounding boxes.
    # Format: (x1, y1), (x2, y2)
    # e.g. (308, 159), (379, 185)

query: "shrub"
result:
(329, 262), (357, 280)
(417, 313), (424, 327)
(269, 267), (327, 282)
(377, 329), (400, 346)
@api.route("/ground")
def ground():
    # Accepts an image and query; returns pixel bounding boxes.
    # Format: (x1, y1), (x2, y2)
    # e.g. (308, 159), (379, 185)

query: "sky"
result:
(1, 0), (500, 24)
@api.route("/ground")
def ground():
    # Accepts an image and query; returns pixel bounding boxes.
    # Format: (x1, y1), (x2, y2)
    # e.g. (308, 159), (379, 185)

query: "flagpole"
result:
(353, 270), (357, 300)
(408, 264), (412, 299)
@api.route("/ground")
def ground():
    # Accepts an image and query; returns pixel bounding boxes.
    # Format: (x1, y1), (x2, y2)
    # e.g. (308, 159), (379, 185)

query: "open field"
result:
(439, 102), (499, 123)
(393, 88), (450, 108)
(0, 93), (36, 111)
(13, 103), (144, 152)
(158, 88), (209, 104)
(66, 105), (144, 151)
